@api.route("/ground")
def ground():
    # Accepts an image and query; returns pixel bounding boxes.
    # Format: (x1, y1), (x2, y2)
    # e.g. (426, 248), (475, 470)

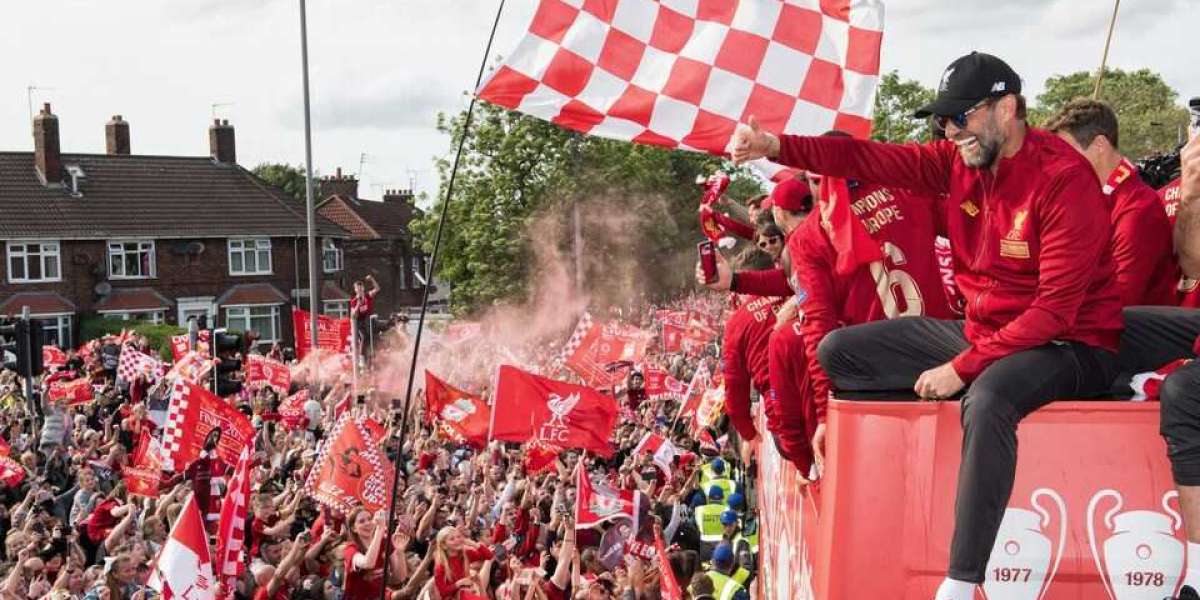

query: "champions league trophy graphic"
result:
(982, 488), (1067, 600)
(1087, 489), (1185, 600)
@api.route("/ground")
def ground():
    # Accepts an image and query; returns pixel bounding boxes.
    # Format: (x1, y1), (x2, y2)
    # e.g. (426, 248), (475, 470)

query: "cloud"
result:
(276, 79), (464, 131)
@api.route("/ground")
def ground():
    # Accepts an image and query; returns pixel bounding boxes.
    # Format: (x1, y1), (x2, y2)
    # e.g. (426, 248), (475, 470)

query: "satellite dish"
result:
(94, 282), (112, 296)
(187, 241), (206, 254)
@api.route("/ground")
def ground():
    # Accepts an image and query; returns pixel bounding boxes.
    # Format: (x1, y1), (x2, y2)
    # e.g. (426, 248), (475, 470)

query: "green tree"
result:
(412, 101), (761, 314)
(1031, 68), (1189, 160)
(252, 163), (313, 201)
(871, 71), (937, 144)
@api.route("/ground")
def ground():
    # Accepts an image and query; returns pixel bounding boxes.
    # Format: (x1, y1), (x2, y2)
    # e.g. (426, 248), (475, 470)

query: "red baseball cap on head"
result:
(770, 178), (812, 212)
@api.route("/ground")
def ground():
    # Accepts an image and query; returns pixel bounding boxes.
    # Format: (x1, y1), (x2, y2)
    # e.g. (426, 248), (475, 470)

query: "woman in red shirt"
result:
(341, 509), (409, 600)
(433, 526), (494, 600)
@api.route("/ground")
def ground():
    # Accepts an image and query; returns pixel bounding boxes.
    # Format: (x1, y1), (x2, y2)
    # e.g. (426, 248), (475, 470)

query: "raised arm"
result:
(1177, 135), (1200, 277)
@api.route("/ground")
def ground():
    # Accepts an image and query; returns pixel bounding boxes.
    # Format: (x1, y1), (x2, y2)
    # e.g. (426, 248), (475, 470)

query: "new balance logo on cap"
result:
(939, 67), (955, 92)
(992, 81), (1006, 92)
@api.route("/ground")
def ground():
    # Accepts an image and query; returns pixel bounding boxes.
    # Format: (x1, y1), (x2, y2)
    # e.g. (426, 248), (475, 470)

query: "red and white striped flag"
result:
(478, 0), (884, 172)
(216, 444), (253, 596)
(148, 492), (216, 600)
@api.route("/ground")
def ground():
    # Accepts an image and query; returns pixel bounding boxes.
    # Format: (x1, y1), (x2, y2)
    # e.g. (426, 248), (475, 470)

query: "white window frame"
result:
(107, 240), (156, 279)
(410, 255), (422, 289)
(32, 313), (72, 348)
(177, 297), (216, 328)
(6, 241), (62, 283)
(96, 310), (165, 324)
(223, 304), (281, 345)
(228, 238), (273, 276)
(322, 299), (349, 318)
(322, 239), (343, 273)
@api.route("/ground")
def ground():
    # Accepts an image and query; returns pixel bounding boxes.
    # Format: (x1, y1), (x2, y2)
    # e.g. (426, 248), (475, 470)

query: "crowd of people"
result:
(0, 48), (1198, 600)
(0, 279), (762, 600)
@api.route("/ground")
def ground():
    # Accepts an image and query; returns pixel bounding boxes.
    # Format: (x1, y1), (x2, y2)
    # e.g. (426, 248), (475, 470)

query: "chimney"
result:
(105, 115), (130, 155)
(317, 167), (359, 200)
(33, 103), (62, 185)
(208, 119), (236, 164)
(382, 188), (414, 204)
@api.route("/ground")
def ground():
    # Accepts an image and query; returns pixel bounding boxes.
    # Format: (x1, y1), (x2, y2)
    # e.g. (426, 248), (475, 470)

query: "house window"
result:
(410, 255), (423, 289)
(7, 241), (61, 283)
(228, 238), (272, 275)
(224, 305), (280, 344)
(33, 314), (72, 348)
(98, 310), (164, 324)
(323, 300), (349, 318)
(107, 241), (156, 279)
(323, 239), (343, 273)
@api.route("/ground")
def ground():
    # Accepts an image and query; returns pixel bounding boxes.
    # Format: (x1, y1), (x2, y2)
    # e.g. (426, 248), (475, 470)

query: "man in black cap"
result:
(731, 52), (1127, 600)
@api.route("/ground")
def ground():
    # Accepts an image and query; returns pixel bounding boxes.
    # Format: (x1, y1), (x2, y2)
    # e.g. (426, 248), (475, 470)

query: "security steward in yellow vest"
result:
(695, 485), (728, 545)
(700, 458), (736, 499)
(705, 542), (750, 600)
(724, 495), (758, 553)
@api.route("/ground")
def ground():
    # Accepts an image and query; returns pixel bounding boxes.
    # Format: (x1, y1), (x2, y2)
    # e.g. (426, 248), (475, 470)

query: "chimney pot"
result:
(34, 104), (61, 184)
(209, 119), (236, 164)
(336, 167), (342, 178)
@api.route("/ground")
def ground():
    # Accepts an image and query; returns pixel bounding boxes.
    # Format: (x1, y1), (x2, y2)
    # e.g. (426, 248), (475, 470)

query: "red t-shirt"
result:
(1160, 177), (1200, 307)
(1104, 161), (1178, 306)
(253, 583), (290, 600)
(793, 182), (953, 416)
(433, 546), (495, 599)
(250, 515), (277, 560)
(350, 294), (375, 318)
(342, 542), (386, 600)
(543, 580), (569, 600)
(721, 296), (784, 441)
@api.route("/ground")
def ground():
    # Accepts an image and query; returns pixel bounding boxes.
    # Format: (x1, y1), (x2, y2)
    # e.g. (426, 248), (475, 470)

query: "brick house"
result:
(0, 104), (351, 348)
(315, 172), (446, 321)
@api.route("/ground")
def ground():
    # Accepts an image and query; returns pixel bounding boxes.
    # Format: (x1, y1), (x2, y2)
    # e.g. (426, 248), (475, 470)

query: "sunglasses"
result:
(757, 236), (782, 249)
(934, 98), (996, 130)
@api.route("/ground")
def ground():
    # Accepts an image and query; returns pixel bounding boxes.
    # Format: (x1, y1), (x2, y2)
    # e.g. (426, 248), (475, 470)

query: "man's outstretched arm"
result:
(1177, 136), (1200, 277)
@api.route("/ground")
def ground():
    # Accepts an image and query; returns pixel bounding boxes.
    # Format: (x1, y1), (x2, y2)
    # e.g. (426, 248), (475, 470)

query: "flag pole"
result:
(378, 1), (508, 596)
(1092, 0), (1121, 99)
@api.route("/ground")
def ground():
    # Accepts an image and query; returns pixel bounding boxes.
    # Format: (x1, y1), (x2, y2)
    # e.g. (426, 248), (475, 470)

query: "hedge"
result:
(79, 316), (186, 362)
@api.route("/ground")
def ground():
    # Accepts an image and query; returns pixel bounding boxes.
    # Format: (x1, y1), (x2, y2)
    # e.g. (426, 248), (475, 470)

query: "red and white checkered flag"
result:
(117, 344), (163, 384)
(479, 0), (884, 160)
(557, 311), (595, 365)
(216, 443), (253, 596)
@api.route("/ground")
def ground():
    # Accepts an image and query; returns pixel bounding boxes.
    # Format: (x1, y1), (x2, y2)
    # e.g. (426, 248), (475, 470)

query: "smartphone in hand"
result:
(698, 241), (718, 284)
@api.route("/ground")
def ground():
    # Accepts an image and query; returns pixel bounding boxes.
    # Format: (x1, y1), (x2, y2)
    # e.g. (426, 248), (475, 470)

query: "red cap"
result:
(770, 178), (812, 212)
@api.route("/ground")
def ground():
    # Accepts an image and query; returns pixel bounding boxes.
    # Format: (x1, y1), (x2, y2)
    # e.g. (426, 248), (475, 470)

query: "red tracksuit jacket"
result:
(1104, 161), (1178, 306)
(792, 182), (955, 417)
(1161, 177), (1200, 308)
(778, 128), (1124, 381)
(721, 296), (785, 441)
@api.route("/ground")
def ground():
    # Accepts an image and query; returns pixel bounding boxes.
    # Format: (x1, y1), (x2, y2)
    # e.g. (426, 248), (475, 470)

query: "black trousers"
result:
(816, 317), (1120, 583)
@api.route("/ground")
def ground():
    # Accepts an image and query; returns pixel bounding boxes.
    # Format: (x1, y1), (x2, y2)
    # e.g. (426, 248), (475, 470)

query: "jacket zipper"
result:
(972, 173), (997, 317)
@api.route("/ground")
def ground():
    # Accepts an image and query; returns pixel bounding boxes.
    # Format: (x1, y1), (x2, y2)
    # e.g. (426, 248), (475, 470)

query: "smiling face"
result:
(942, 98), (1008, 169)
(352, 510), (375, 541)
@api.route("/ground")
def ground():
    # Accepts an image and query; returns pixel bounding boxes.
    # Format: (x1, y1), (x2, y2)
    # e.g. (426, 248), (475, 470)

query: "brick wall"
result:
(0, 236), (345, 345)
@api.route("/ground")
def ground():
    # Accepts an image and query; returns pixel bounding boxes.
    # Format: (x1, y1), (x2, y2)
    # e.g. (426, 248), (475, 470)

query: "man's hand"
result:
(740, 436), (757, 467)
(1182, 134), (1199, 207)
(731, 116), (781, 164)
(811, 423), (826, 478)
(694, 251), (733, 291)
(915, 362), (966, 400)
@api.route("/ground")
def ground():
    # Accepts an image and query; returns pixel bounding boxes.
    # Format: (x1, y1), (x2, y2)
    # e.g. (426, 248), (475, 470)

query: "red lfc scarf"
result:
(819, 177), (883, 275)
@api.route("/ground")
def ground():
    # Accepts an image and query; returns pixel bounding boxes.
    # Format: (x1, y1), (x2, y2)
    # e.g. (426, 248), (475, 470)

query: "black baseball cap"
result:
(914, 52), (1022, 118)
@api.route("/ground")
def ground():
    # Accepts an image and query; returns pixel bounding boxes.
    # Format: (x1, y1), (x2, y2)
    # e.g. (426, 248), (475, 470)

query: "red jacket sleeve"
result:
(721, 314), (758, 441)
(777, 135), (956, 201)
(1109, 192), (1175, 306)
(731, 269), (792, 297)
(792, 227), (839, 422)
(951, 167), (1113, 380)
(712, 210), (757, 240)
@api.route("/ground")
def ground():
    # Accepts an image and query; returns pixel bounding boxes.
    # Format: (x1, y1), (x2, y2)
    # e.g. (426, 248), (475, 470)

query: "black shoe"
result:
(1169, 585), (1200, 600)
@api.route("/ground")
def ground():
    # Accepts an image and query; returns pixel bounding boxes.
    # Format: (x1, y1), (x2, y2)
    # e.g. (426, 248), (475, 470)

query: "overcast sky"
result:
(1, 0), (1193, 204)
